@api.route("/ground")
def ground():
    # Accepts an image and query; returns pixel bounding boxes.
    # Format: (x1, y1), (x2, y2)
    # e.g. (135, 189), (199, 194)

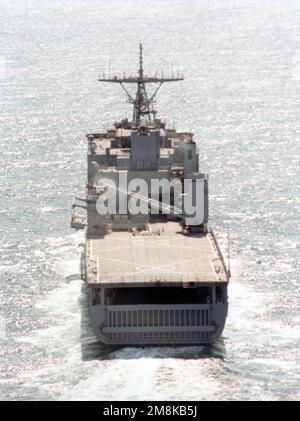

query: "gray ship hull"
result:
(72, 45), (230, 347)
(81, 227), (229, 346)
(87, 288), (228, 346)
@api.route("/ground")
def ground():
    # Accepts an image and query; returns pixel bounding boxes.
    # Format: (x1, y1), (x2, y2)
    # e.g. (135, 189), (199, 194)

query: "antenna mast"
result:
(98, 43), (184, 126)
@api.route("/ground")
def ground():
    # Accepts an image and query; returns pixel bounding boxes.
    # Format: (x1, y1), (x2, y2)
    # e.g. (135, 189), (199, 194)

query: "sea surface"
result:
(0, 0), (299, 401)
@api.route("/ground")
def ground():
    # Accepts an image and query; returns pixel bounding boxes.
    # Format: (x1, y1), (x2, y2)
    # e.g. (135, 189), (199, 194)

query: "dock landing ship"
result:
(71, 45), (230, 345)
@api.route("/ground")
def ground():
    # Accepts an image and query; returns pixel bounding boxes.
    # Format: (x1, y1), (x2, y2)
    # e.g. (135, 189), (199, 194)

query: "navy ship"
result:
(71, 45), (230, 345)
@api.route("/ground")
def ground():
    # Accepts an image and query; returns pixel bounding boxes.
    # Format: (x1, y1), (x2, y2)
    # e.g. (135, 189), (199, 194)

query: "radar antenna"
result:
(98, 43), (184, 126)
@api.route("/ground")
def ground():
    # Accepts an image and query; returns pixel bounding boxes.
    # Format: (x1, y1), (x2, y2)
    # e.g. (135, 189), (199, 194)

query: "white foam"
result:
(66, 347), (222, 401)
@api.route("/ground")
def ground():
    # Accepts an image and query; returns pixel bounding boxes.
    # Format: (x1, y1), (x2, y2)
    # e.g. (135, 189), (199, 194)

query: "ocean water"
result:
(0, 0), (300, 401)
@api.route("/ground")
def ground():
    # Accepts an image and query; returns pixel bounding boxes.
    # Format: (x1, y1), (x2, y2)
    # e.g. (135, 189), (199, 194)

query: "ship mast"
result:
(98, 43), (184, 126)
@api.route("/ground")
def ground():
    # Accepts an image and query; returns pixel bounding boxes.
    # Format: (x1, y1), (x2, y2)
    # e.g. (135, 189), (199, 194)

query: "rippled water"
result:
(0, 0), (299, 401)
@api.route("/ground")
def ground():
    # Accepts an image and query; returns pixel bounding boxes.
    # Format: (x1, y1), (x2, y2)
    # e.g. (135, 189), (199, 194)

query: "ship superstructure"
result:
(71, 45), (230, 345)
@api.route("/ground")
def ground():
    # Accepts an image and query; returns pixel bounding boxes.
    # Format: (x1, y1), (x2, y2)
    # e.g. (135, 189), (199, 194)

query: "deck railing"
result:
(102, 304), (215, 344)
